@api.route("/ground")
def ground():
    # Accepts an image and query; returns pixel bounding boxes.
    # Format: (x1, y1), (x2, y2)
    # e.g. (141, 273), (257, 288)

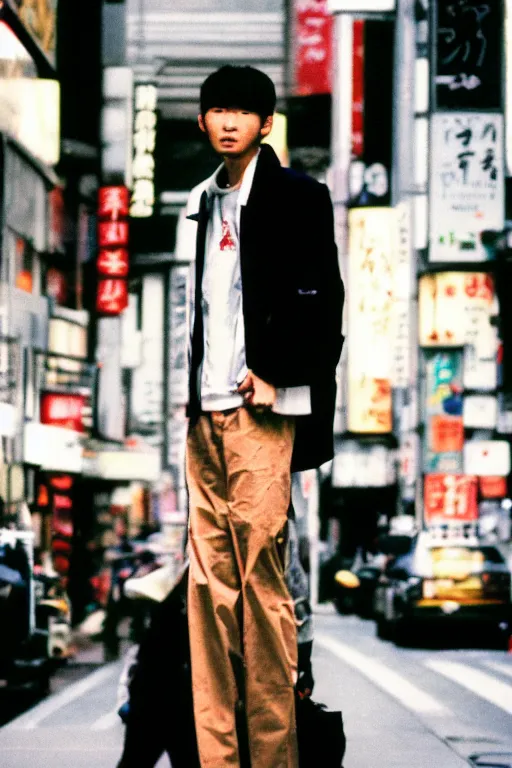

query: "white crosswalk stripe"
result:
(91, 710), (121, 731)
(425, 659), (512, 715)
(316, 633), (450, 716)
(8, 664), (120, 730)
(482, 660), (512, 680)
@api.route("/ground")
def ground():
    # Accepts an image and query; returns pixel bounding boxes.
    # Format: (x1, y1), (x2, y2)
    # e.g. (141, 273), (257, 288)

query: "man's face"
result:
(198, 107), (273, 159)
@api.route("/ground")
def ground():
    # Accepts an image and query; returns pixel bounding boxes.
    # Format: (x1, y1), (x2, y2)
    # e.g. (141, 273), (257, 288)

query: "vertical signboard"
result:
(424, 350), (464, 473)
(347, 208), (396, 433)
(130, 83), (157, 218)
(433, 0), (503, 111)
(294, 0), (333, 96)
(429, 113), (504, 262)
(96, 186), (130, 315)
(352, 19), (365, 158)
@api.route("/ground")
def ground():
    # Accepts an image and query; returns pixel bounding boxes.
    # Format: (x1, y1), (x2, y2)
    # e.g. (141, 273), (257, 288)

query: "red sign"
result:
(96, 279), (128, 315)
(295, 0), (333, 96)
(97, 186), (130, 315)
(40, 392), (86, 433)
(98, 186), (130, 220)
(97, 248), (129, 277)
(431, 415), (465, 453)
(352, 20), (365, 158)
(424, 474), (479, 525)
(48, 187), (65, 253)
(479, 476), (507, 499)
(98, 220), (129, 249)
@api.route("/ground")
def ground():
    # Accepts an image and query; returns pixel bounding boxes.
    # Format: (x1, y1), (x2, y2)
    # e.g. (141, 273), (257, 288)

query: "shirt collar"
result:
(207, 148), (260, 207)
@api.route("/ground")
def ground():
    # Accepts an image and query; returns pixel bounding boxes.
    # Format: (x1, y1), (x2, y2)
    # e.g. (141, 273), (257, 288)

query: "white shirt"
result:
(182, 152), (311, 416)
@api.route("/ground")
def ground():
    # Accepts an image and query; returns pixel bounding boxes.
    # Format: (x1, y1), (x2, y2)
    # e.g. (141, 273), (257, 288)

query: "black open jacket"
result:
(187, 144), (345, 471)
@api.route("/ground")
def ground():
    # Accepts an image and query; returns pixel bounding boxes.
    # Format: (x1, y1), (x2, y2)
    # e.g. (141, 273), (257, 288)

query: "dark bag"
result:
(296, 695), (346, 768)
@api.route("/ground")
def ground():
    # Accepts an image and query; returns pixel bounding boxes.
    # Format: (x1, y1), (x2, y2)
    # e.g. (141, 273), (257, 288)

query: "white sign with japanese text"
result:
(430, 112), (504, 262)
(347, 208), (396, 433)
(130, 83), (157, 218)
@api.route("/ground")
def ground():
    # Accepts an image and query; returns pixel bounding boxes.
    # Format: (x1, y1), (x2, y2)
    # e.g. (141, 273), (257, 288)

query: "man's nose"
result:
(223, 113), (237, 130)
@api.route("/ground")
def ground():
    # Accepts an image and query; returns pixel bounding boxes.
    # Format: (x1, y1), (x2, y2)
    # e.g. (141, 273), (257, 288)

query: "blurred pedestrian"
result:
(184, 64), (344, 767)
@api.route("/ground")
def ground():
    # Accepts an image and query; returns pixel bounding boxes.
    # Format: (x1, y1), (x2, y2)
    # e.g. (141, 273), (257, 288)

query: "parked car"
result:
(373, 531), (511, 646)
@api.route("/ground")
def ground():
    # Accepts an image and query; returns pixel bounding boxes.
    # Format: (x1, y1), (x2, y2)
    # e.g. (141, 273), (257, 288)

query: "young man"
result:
(184, 65), (344, 768)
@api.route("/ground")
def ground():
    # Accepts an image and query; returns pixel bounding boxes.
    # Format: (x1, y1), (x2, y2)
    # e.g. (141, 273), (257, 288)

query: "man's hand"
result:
(237, 370), (276, 410)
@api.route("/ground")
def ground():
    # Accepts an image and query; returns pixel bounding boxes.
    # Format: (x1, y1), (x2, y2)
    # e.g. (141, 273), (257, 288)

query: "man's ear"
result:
(198, 114), (207, 134)
(260, 114), (273, 140)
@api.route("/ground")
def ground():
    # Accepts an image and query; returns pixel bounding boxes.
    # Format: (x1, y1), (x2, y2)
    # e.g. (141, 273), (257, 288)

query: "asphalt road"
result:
(0, 609), (511, 767)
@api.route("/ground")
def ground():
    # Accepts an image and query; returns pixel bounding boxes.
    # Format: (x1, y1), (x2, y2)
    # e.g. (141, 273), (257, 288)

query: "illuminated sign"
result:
(97, 248), (129, 277)
(40, 392), (85, 433)
(130, 83), (157, 218)
(97, 186), (130, 315)
(0, 78), (60, 165)
(347, 208), (396, 433)
(96, 279), (128, 315)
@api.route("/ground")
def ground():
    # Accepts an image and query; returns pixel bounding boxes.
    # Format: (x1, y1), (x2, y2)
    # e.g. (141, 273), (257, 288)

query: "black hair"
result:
(200, 65), (276, 120)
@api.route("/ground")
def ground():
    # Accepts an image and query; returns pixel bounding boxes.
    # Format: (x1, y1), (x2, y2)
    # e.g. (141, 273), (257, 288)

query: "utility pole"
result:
(330, 13), (353, 273)
(391, 0), (418, 519)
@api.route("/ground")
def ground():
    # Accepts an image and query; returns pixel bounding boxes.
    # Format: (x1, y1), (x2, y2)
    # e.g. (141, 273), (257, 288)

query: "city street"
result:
(1, 611), (512, 768)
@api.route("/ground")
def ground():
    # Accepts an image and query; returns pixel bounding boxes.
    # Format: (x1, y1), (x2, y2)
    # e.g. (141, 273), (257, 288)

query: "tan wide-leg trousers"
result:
(186, 407), (299, 768)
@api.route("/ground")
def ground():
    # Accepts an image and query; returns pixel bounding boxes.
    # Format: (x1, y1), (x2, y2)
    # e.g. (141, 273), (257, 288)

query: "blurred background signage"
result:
(424, 474), (478, 526)
(294, 0), (333, 96)
(96, 186), (130, 315)
(332, 440), (396, 487)
(429, 113), (504, 262)
(419, 272), (498, 391)
(347, 207), (395, 433)
(40, 393), (86, 433)
(130, 83), (157, 218)
(0, 78), (60, 165)
(433, 0), (503, 111)
(464, 440), (511, 477)
(424, 350), (464, 473)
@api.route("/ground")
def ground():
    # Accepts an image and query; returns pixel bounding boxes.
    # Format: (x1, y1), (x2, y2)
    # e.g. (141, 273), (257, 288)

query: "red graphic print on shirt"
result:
(220, 220), (236, 251)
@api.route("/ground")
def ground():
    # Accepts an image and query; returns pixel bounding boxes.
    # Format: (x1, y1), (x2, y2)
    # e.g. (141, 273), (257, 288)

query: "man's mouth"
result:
(220, 138), (237, 146)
